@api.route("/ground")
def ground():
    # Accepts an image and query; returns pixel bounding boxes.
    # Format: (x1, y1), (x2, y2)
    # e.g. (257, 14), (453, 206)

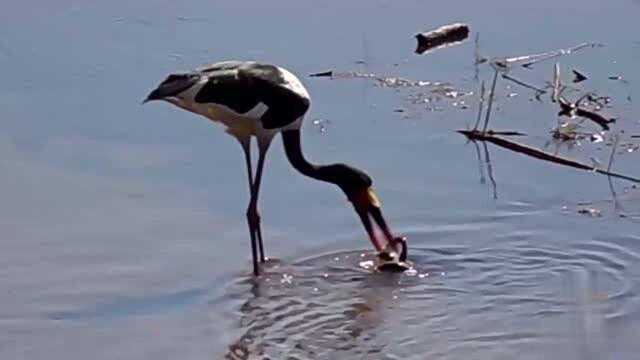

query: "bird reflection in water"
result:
(224, 256), (404, 359)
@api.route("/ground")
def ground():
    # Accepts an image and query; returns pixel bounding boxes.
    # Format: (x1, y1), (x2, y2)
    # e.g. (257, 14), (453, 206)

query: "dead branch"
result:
(457, 130), (640, 184)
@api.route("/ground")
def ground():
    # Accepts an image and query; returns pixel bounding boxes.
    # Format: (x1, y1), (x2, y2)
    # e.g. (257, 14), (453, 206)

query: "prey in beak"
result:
(350, 187), (408, 265)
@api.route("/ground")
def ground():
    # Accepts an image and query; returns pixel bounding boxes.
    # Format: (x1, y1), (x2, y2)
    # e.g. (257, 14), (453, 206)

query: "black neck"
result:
(281, 129), (335, 184)
(282, 129), (373, 193)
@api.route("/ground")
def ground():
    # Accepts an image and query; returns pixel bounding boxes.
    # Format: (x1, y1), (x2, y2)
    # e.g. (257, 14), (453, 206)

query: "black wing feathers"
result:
(253, 76), (310, 129)
(194, 62), (309, 129)
(194, 72), (259, 114)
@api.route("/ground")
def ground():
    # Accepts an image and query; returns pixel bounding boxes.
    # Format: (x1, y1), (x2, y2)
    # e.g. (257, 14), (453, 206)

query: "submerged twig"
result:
(552, 63), (561, 103)
(482, 69), (499, 132)
(501, 74), (546, 95)
(474, 32), (486, 64)
(472, 140), (487, 185)
(607, 132), (620, 173)
(472, 80), (486, 130)
(457, 130), (640, 184)
(607, 133), (624, 214)
(473, 32), (487, 81)
(482, 141), (498, 199)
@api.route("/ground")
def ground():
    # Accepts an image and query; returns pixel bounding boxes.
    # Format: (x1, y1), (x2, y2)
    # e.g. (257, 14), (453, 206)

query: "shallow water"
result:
(2, 0), (640, 359)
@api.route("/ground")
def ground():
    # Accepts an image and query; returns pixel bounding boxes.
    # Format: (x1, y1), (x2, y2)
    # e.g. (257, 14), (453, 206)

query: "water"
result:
(1, 0), (640, 359)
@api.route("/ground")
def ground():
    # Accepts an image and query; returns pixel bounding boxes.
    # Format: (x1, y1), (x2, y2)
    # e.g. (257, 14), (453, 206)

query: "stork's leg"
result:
(250, 139), (272, 264)
(239, 138), (260, 276)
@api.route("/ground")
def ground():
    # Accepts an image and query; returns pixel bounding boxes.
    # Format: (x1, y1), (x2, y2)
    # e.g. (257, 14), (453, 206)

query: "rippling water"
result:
(2, 0), (640, 359)
(218, 225), (640, 359)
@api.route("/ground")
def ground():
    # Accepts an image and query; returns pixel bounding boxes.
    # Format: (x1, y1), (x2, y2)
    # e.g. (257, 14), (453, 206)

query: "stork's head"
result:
(143, 73), (199, 104)
(320, 164), (407, 261)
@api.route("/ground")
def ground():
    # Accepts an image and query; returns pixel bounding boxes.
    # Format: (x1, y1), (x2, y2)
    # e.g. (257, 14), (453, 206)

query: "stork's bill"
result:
(350, 187), (408, 263)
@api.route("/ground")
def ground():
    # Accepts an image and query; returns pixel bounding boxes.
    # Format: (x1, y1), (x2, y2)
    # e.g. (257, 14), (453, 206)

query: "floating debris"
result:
(425, 106), (444, 112)
(572, 69), (588, 83)
(311, 118), (331, 134)
(552, 122), (581, 141)
(608, 75), (623, 81)
(308, 70), (448, 90)
(584, 94), (612, 108)
(175, 16), (213, 24)
(578, 207), (602, 217)
(492, 42), (602, 70)
(309, 70), (333, 78)
(590, 133), (605, 143)
(376, 76), (432, 88)
(558, 97), (616, 131)
(621, 143), (640, 153)
(415, 23), (470, 55)
(431, 87), (473, 99)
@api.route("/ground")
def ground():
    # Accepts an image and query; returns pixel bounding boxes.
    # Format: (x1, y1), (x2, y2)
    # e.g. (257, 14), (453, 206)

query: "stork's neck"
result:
(281, 129), (373, 195)
(282, 129), (333, 183)
(282, 129), (358, 190)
